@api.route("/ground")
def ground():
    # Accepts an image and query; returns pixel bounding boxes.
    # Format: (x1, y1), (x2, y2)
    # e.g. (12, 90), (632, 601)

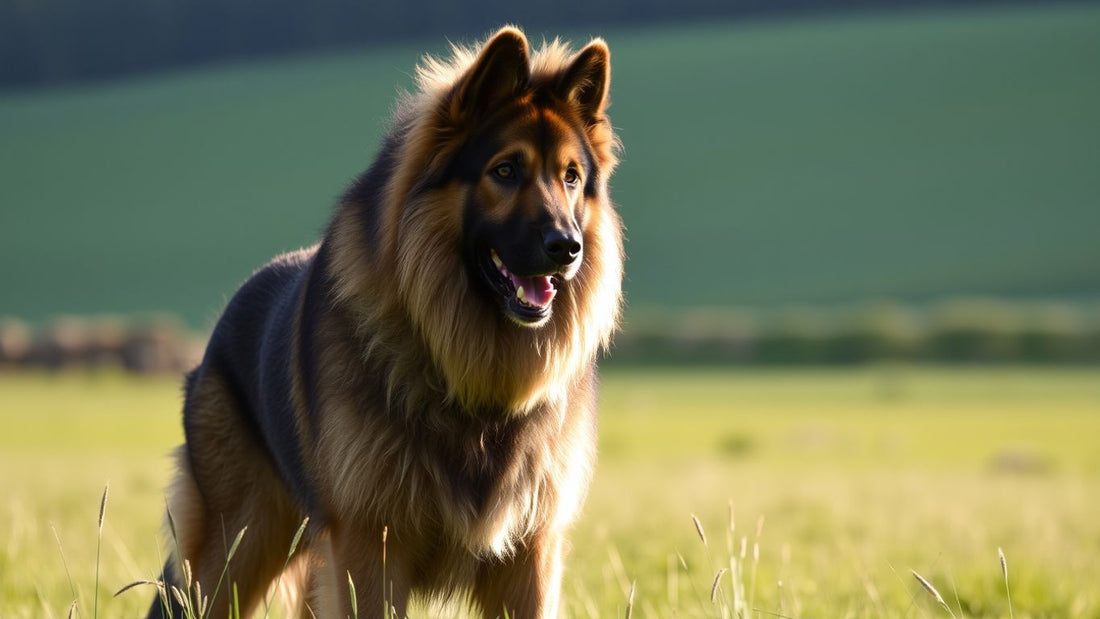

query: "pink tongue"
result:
(510, 274), (557, 307)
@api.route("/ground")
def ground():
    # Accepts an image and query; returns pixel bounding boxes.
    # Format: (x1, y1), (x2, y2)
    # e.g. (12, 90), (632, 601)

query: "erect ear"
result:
(558, 39), (611, 120)
(450, 27), (530, 122)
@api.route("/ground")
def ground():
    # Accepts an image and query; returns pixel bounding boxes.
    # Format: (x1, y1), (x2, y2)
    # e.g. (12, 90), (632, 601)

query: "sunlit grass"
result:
(1, 367), (1098, 617)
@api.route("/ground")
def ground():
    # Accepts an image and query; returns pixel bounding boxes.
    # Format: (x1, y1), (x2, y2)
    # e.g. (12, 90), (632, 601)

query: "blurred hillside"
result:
(1, 4), (1098, 342)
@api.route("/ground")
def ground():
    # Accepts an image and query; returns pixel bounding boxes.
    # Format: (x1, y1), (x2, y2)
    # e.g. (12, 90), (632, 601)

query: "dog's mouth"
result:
(484, 248), (559, 326)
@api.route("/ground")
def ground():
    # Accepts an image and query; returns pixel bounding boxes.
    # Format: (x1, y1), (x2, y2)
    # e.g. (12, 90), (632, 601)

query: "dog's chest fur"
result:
(317, 384), (594, 558)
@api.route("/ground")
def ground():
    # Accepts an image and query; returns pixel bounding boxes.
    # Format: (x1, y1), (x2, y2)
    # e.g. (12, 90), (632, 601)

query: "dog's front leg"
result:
(472, 533), (564, 619)
(313, 523), (412, 619)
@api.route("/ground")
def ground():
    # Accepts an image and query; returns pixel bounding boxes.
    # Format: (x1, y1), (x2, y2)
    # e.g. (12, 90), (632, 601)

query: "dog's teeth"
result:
(491, 250), (503, 269)
(516, 286), (526, 304)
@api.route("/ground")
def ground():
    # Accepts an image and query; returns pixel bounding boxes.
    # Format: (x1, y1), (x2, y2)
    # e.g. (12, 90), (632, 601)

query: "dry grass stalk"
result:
(94, 484), (109, 619)
(727, 501), (736, 555)
(911, 570), (958, 618)
(999, 547), (1014, 619)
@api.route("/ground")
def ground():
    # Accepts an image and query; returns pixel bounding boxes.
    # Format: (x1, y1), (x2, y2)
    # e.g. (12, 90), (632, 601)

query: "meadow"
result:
(2, 366), (1098, 617)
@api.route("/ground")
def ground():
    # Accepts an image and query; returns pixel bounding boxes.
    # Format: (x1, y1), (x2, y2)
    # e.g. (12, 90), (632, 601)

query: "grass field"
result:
(2, 366), (1098, 617)
(2, 3), (1099, 325)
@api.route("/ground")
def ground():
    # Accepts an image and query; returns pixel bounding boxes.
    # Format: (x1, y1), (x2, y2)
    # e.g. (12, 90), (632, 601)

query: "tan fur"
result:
(159, 26), (622, 619)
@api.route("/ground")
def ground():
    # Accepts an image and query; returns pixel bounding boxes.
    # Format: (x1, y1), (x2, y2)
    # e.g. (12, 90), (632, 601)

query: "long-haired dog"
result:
(148, 26), (623, 618)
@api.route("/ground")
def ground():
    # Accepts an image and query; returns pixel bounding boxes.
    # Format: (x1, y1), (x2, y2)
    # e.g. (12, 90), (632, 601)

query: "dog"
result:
(148, 26), (623, 619)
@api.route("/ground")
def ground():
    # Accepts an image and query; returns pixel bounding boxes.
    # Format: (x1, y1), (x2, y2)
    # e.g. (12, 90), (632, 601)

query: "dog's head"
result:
(442, 29), (612, 328)
(336, 28), (623, 413)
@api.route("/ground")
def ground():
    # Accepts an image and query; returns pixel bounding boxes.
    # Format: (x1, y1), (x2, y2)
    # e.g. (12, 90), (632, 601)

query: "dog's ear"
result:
(451, 27), (530, 122)
(558, 39), (611, 120)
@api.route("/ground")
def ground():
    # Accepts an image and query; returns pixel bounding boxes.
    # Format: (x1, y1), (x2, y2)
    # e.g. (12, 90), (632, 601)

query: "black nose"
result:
(543, 228), (582, 266)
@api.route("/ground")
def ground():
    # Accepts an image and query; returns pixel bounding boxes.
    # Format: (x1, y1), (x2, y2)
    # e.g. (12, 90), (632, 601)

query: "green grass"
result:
(2, 3), (1099, 326)
(1, 366), (1098, 617)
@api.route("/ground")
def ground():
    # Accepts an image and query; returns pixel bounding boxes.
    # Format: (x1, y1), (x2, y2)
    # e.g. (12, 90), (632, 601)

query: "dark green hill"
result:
(1, 4), (1098, 327)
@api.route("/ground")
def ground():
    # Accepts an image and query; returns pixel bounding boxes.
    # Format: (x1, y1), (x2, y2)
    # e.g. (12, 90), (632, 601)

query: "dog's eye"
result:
(563, 168), (580, 187)
(492, 163), (515, 180)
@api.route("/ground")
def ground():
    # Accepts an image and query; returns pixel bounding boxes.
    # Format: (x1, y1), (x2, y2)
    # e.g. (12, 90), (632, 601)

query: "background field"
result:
(2, 3), (1099, 326)
(2, 367), (1098, 617)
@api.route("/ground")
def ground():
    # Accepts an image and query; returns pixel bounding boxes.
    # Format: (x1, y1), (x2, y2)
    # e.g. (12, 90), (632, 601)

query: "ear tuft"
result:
(558, 39), (611, 120)
(451, 27), (531, 123)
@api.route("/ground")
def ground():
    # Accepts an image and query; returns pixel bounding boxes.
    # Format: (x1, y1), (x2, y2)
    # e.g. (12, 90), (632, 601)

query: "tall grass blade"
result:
(999, 547), (1014, 619)
(50, 523), (78, 605)
(381, 526), (388, 619)
(290, 518), (309, 555)
(114, 580), (161, 597)
(262, 517), (310, 619)
(727, 500), (736, 555)
(94, 484), (109, 619)
(606, 544), (633, 598)
(165, 500), (178, 544)
(666, 554), (678, 611)
(348, 571), (358, 619)
(624, 580), (635, 619)
(208, 525), (248, 618)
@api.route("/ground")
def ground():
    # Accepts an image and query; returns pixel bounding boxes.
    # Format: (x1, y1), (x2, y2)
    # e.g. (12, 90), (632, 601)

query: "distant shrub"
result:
(752, 306), (833, 365)
(0, 317), (32, 365)
(1016, 302), (1090, 362)
(30, 316), (92, 370)
(611, 298), (1100, 365)
(926, 299), (1024, 362)
(121, 315), (188, 373)
(3, 314), (200, 373)
(825, 302), (924, 363)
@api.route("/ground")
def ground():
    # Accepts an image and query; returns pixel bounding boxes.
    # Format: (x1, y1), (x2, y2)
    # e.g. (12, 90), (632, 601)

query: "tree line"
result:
(3, 298), (1098, 373)
(1, 0), (1039, 90)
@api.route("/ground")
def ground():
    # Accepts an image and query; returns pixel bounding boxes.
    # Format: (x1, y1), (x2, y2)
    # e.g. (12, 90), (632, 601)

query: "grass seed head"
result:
(710, 568), (728, 603)
(97, 484), (109, 533)
(911, 570), (948, 607)
(692, 514), (708, 547)
(171, 585), (188, 611)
